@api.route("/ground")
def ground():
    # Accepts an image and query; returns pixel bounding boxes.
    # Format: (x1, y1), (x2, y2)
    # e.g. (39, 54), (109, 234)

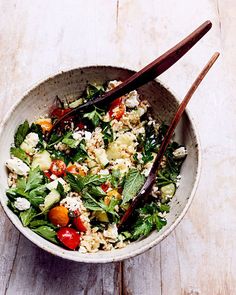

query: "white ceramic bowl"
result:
(0, 66), (201, 263)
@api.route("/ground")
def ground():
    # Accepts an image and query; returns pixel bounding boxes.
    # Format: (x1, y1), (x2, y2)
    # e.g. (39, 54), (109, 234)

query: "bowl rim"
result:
(0, 65), (201, 263)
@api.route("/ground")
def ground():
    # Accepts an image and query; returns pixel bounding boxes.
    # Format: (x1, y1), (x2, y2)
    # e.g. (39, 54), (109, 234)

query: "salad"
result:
(5, 80), (187, 253)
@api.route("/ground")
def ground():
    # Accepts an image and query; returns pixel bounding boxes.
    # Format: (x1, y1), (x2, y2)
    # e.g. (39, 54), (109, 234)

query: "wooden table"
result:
(0, 1), (235, 294)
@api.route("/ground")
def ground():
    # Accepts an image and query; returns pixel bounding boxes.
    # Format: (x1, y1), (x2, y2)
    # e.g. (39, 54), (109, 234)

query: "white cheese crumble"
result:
(125, 90), (140, 108)
(72, 130), (84, 140)
(103, 224), (118, 242)
(20, 132), (39, 155)
(6, 157), (30, 176)
(173, 147), (188, 159)
(46, 177), (68, 191)
(14, 197), (31, 211)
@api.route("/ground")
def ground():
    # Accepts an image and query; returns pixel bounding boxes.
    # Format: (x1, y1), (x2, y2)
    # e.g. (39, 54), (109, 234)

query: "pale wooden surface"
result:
(0, 1), (235, 294)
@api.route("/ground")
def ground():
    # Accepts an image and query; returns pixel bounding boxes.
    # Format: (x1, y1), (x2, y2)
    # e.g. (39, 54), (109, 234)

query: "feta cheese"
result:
(6, 157), (30, 176)
(84, 131), (92, 140)
(14, 197), (31, 211)
(103, 224), (118, 242)
(107, 80), (122, 91)
(98, 169), (109, 175)
(125, 90), (140, 108)
(173, 147), (187, 159)
(20, 132), (39, 155)
(72, 130), (84, 140)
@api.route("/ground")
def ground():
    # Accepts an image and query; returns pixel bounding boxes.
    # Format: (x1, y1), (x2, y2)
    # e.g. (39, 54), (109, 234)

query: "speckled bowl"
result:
(0, 66), (201, 263)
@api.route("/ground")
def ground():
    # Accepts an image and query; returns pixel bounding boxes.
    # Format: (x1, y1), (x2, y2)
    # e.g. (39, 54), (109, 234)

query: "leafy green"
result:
(14, 120), (30, 147)
(83, 107), (104, 127)
(101, 122), (113, 147)
(122, 169), (145, 204)
(25, 167), (44, 192)
(109, 169), (121, 188)
(62, 132), (79, 148)
(32, 226), (59, 244)
(10, 147), (31, 165)
(131, 202), (167, 240)
(57, 182), (66, 198)
(20, 207), (37, 226)
(29, 219), (57, 229)
(85, 84), (105, 100)
(88, 185), (107, 197)
(28, 185), (47, 206)
(82, 192), (107, 211)
(72, 139), (88, 163)
(66, 173), (108, 193)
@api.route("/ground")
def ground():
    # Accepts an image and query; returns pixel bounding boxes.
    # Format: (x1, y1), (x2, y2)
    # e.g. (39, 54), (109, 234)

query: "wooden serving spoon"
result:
(118, 52), (220, 229)
(48, 20), (212, 137)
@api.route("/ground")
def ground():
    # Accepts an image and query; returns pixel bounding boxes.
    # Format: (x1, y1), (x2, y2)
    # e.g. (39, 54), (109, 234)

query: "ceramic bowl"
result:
(0, 66), (201, 263)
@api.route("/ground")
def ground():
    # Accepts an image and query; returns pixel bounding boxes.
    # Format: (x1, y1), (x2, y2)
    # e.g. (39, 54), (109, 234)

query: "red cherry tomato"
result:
(50, 160), (66, 177)
(109, 97), (125, 120)
(51, 107), (72, 119)
(73, 216), (87, 232)
(57, 227), (81, 250)
(101, 183), (109, 192)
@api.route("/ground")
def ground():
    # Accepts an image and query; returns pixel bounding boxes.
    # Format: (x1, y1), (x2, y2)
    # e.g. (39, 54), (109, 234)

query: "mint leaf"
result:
(122, 169), (145, 204)
(66, 173), (84, 192)
(72, 139), (88, 163)
(10, 147), (30, 165)
(25, 167), (44, 192)
(132, 216), (153, 240)
(20, 207), (37, 226)
(29, 220), (57, 229)
(32, 226), (59, 244)
(14, 120), (30, 147)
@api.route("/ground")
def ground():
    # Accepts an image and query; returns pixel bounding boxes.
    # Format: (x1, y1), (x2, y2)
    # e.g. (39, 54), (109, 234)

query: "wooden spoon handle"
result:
(93, 21), (212, 107)
(49, 21), (212, 136)
(118, 52), (220, 229)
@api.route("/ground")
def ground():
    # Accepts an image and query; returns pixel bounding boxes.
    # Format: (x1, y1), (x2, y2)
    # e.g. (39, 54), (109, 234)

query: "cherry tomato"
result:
(57, 227), (81, 250)
(73, 216), (87, 232)
(101, 183), (109, 192)
(66, 165), (86, 176)
(109, 97), (125, 120)
(51, 107), (72, 119)
(48, 206), (69, 227)
(50, 160), (66, 177)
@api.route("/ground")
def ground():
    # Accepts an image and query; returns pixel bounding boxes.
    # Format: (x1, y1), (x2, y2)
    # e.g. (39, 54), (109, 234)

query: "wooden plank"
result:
(5, 236), (121, 295)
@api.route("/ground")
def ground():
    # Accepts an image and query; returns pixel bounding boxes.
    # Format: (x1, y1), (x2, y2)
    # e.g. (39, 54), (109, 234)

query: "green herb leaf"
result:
(20, 207), (37, 226)
(25, 167), (44, 192)
(29, 219), (57, 229)
(14, 120), (30, 147)
(10, 147), (31, 165)
(66, 173), (84, 192)
(101, 122), (113, 147)
(83, 108), (104, 127)
(57, 182), (66, 198)
(132, 216), (153, 240)
(122, 169), (145, 204)
(87, 185), (107, 197)
(32, 226), (59, 244)
(82, 192), (106, 211)
(72, 139), (88, 163)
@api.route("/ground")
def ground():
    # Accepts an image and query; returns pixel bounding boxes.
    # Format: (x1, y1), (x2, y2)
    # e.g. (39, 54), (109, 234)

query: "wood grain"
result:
(0, 0), (236, 294)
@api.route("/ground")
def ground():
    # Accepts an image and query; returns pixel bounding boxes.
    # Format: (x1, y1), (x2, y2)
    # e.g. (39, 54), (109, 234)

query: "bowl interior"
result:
(0, 66), (200, 263)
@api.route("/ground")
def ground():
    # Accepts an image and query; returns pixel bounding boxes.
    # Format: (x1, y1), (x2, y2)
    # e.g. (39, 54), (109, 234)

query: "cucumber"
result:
(40, 189), (60, 212)
(32, 150), (52, 171)
(160, 183), (176, 199)
(94, 148), (109, 167)
(69, 98), (83, 108)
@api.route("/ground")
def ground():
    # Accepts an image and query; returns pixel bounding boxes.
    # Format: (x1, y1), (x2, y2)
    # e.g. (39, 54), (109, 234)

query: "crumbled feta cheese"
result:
(84, 131), (92, 140)
(14, 197), (31, 211)
(94, 148), (109, 167)
(103, 224), (118, 242)
(72, 130), (84, 140)
(6, 157), (30, 176)
(125, 90), (140, 108)
(98, 169), (109, 175)
(107, 80), (122, 91)
(60, 193), (86, 212)
(20, 132), (39, 155)
(173, 147), (187, 159)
